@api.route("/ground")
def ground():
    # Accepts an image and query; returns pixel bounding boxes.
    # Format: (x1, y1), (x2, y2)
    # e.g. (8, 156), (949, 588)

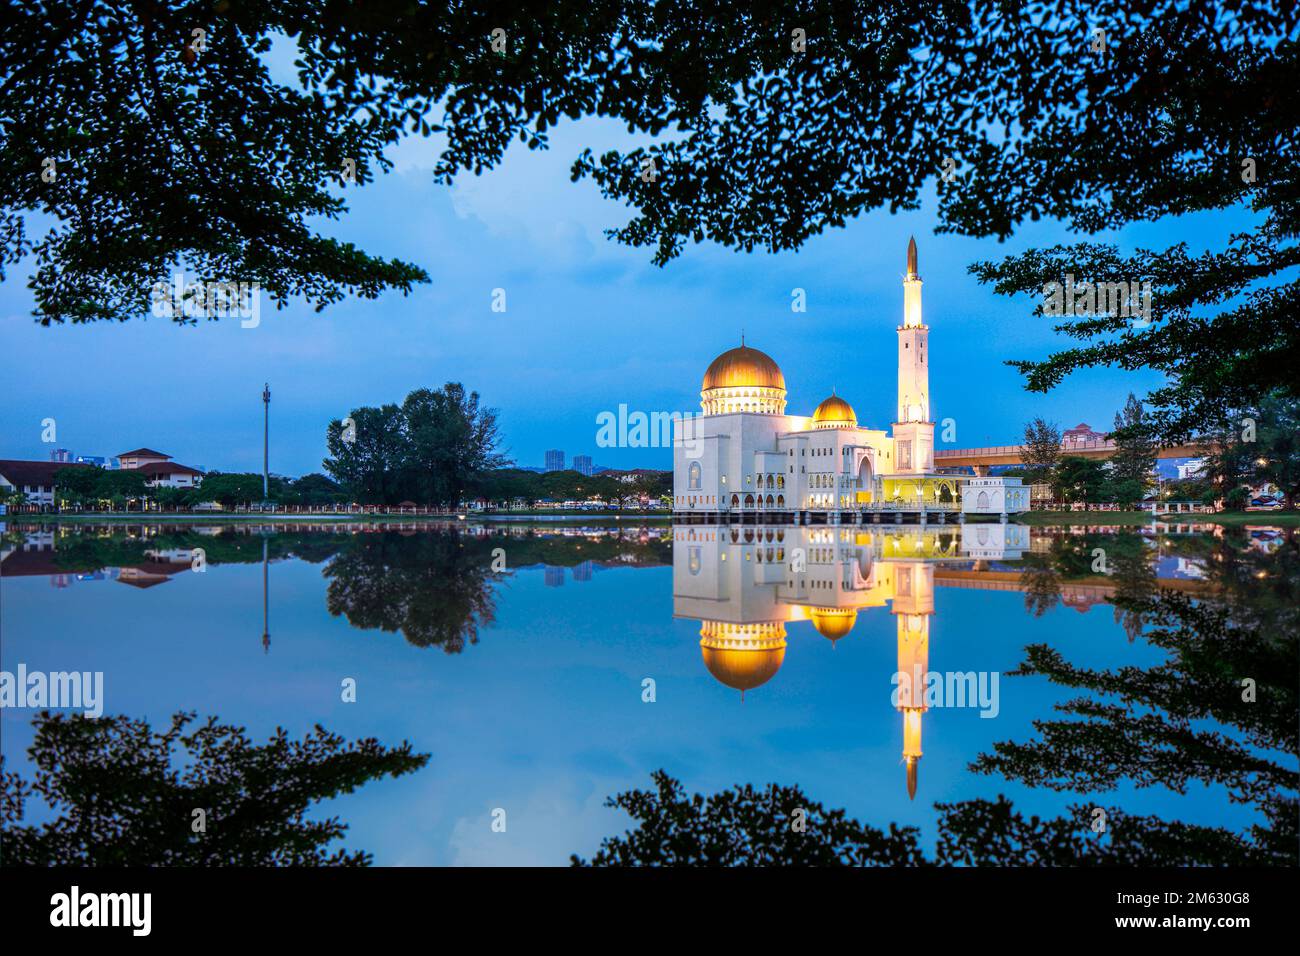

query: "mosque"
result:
(672, 238), (1028, 521)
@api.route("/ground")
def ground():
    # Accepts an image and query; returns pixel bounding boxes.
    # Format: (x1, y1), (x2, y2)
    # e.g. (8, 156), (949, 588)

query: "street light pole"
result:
(262, 382), (271, 502)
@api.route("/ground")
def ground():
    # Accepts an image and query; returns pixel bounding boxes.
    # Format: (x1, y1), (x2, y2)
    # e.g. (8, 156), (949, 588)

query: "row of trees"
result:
(1019, 394), (1159, 506)
(324, 382), (670, 508)
(1020, 392), (1299, 509)
(50, 467), (348, 510)
(477, 468), (669, 510)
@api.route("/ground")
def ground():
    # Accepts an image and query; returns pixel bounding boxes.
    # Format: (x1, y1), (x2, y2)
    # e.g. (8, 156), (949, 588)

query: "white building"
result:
(672, 239), (1027, 521)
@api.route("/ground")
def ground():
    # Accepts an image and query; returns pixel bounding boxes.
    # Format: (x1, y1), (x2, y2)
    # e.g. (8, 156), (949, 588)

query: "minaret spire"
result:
(906, 235), (919, 280)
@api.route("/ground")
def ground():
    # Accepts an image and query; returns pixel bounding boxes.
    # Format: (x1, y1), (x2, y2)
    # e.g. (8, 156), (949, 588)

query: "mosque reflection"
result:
(674, 523), (1029, 799)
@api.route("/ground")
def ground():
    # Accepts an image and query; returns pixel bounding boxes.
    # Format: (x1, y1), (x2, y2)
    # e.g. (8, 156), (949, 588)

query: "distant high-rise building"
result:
(545, 449), (565, 472)
(49, 448), (72, 462)
(544, 566), (565, 587)
(572, 560), (594, 582)
(573, 454), (593, 476)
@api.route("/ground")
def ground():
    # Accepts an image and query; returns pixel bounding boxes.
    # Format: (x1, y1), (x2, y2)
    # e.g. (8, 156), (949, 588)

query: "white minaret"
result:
(894, 238), (934, 473)
(898, 237), (928, 422)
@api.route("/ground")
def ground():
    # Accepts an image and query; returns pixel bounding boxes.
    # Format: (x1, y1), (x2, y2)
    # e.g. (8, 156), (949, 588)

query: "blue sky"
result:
(0, 68), (1252, 476)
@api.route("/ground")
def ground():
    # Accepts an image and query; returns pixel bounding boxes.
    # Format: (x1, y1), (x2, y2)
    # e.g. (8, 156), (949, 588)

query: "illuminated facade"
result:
(672, 239), (1028, 519)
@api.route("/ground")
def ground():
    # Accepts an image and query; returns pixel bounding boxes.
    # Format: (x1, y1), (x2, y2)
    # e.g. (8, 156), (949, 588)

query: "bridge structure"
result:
(934, 437), (1211, 475)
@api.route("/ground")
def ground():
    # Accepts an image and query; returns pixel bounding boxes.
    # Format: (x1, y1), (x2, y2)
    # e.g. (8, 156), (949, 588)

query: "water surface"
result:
(2, 520), (1294, 865)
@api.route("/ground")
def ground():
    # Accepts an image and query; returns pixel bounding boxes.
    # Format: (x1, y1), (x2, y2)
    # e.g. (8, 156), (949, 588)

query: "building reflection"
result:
(673, 523), (1029, 799)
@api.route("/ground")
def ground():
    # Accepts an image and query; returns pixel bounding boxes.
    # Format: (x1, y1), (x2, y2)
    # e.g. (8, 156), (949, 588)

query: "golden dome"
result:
(810, 608), (858, 642)
(702, 345), (785, 391)
(700, 644), (787, 691)
(812, 392), (857, 428)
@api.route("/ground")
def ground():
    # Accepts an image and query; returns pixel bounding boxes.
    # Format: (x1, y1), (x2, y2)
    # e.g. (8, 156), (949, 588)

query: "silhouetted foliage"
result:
(0, 711), (429, 866)
(573, 772), (1285, 866)
(324, 384), (506, 507)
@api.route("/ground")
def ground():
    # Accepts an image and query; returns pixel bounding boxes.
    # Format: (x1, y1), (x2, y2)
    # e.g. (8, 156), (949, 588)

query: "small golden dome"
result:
(810, 608), (858, 642)
(812, 392), (857, 428)
(702, 345), (785, 391)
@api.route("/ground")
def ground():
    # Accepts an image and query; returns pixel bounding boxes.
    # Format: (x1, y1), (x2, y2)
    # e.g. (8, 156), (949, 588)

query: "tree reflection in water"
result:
(323, 530), (502, 652)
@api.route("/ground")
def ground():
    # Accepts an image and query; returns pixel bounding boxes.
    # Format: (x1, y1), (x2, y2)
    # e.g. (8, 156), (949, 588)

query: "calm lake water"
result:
(2, 519), (1295, 865)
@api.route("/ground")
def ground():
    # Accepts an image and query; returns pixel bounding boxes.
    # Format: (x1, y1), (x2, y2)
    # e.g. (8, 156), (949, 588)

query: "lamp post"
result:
(262, 382), (271, 503)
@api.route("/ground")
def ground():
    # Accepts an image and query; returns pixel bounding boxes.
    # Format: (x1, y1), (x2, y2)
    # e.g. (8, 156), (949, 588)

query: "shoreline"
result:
(3, 511), (674, 525)
(1012, 510), (1298, 527)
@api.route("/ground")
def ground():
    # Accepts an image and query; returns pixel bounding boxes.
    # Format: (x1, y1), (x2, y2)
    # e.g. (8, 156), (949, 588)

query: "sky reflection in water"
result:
(1, 520), (1294, 865)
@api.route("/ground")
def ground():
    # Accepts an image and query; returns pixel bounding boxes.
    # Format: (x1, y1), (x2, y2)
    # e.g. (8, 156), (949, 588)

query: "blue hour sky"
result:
(0, 55), (1255, 476)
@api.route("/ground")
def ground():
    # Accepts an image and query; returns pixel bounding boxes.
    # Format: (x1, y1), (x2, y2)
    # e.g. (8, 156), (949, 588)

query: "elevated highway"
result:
(935, 438), (1211, 474)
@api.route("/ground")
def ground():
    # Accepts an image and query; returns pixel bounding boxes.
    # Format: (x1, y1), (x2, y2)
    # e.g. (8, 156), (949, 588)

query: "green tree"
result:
(0, 711), (428, 866)
(1206, 393), (1300, 509)
(53, 464), (102, 507)
(1053, 457), (1107, 505)
(323, 404), (405, 505)
(540, 469), (585, 504)
(399, 384), (507, 507)
(291, 473), (346, 506)
(324, 386), (505, 506)
(1022, 418), (1062, 489)
(1108, 393), (1156, 503)
(193, 472), (265, 508)
(98, 468), (148, 503)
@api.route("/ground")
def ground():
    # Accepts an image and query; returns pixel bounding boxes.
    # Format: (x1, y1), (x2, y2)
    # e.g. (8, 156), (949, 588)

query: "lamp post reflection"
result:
(261, 535), (270, 654)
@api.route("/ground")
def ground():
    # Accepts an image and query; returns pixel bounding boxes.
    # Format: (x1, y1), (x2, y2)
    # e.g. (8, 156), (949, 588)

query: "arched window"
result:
(977, 490), (990, 510)
(777, 495), (785, 507)
(744, 494), (755, 507)
(731, 494), (740, 508)
(688, 461), (702, 490)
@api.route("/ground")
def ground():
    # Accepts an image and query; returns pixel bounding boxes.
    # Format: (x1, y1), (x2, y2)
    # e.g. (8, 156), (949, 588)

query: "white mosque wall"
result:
(959, 522), (1029, 557)
(961, 477), (1031, 515)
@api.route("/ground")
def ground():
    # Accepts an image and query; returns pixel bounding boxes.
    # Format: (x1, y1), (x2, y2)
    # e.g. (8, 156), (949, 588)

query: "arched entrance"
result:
(855, 456), (873, 500)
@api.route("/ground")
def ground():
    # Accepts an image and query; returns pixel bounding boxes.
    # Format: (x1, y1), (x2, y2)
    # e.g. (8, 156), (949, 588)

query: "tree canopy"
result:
(0, 711), (428, 866)
(4, 1), (1295, 445)
(324, 383), (506, 506)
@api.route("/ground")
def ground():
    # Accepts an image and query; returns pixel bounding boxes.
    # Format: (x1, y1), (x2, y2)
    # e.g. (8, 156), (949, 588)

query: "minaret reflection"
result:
(673, 523), (1027, 798)
(892, 562), (933, 800)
